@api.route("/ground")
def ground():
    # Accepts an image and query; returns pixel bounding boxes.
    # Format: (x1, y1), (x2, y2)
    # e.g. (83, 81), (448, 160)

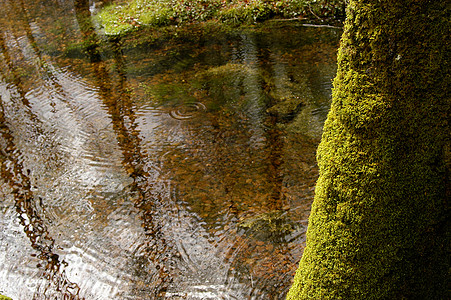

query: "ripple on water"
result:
(0, 6), (340, 297)
(169, 102), (206, 120)
(23, 65), (126, 178)
(44, 189), (154, 299)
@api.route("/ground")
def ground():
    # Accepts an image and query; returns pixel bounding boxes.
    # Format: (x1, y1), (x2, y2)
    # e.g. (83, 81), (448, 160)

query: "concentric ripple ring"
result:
(169, 102), (206, 120)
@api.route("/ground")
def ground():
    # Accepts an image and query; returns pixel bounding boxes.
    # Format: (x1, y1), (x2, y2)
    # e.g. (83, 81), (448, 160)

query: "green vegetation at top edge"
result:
(96, 0), (345, 35)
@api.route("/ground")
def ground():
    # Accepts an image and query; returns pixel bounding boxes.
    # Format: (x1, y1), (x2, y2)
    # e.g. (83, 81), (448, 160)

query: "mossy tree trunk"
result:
(287, 0), (449, 299)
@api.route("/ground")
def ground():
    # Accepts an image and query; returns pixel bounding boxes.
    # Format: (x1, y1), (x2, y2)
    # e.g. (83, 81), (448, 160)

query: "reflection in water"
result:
(0, 0), (341, 299)
(0, 94), (81, 299)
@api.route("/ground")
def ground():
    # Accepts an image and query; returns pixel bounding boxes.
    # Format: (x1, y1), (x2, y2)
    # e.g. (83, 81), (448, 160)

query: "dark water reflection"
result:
(0, 0), (340, 299)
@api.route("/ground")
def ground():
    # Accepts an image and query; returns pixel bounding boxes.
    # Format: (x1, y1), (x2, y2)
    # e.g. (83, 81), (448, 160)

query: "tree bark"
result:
(287, 0), (449, 299)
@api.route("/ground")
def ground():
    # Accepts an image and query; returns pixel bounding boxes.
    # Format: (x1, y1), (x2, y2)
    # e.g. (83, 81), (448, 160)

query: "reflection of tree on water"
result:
(73, 1), (179, 297)
(0, 34), (27, 103)
(253, 32), (286, 213)
(95, 50), (177, 297)
(0, 33), (46, 131)
(1, 1), (338, 297)
(0, 102), (82, 298)
(154, 32), (318, 297)
(0, 95), (81, 299)
(0, 1), (84, 298)
(68, 15), (331, 297)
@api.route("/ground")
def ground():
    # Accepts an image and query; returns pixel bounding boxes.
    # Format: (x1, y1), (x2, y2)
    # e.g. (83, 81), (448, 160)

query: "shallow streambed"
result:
(0, 1), (341, 299)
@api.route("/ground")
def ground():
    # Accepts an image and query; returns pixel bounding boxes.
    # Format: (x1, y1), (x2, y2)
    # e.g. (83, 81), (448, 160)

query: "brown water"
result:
(0, 1), (341, 299)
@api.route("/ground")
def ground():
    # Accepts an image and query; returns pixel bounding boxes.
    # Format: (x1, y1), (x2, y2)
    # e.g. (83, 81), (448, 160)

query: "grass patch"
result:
(96, 0), (345, 35)
(97, 0), (174, 35)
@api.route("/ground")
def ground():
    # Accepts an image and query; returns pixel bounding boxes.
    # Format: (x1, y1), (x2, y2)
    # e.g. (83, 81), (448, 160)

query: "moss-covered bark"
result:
(287, 0), (449, 299)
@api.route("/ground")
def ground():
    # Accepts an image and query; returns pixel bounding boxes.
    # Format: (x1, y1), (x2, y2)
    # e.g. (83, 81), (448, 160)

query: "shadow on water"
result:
(0, 0), (341, 299)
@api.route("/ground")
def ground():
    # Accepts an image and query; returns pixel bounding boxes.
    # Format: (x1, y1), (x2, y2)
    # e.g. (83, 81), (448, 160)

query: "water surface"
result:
(0, 1), (341, 299)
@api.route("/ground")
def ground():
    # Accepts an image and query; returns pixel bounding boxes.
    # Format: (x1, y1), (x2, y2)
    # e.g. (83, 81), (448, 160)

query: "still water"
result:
(0, 0), (341, 299)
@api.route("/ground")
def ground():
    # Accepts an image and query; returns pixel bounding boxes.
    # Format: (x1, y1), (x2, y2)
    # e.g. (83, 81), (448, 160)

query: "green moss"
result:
(287, 0), (449, 299)
(0, 294), (12, 300)
(96, 0), (174, 35)
(239, 210), (296, 241)
(193, 63), (259, 105)
(216, 0), (273, 24)
(266, 96), (304, 121)
(95, 0), (346, 36)
(141, 62), (261, 110)
(141, 80), (195, 106)
(265, 71), (311, 123)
